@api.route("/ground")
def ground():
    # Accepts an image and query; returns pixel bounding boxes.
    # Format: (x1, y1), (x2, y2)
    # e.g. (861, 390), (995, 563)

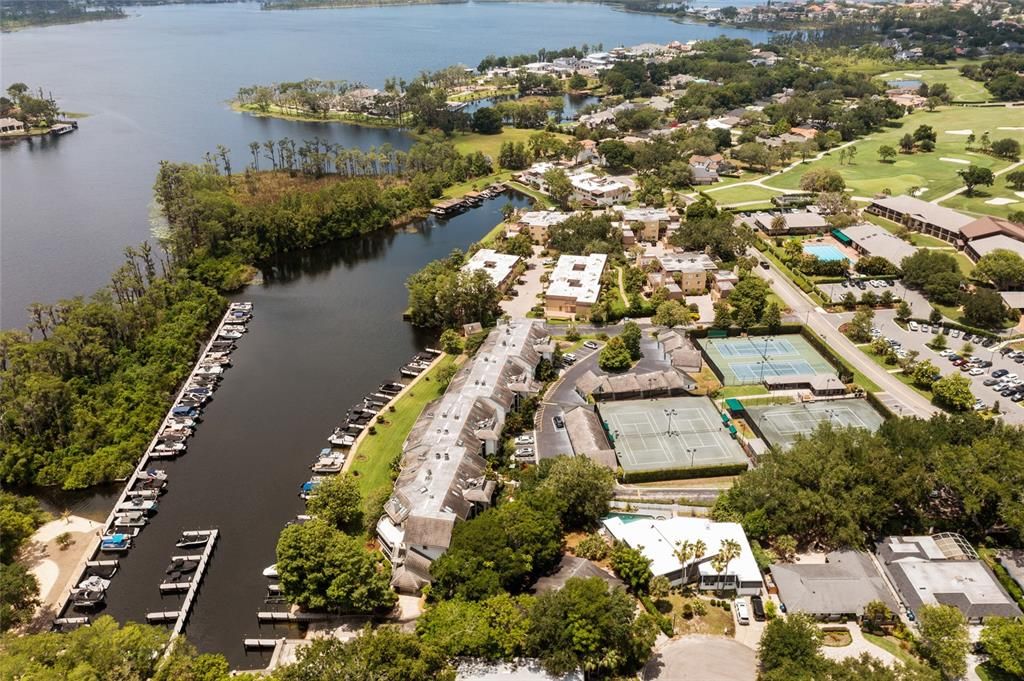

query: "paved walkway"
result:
(931, 159), (1024, 205)
(819, 624), (899, 666)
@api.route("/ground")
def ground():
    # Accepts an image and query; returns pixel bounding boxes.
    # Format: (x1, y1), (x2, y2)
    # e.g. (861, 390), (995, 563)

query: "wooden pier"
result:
(256, 611), (328, 623)
(54, 305), (250, 625)
(147, 529), (219, 644)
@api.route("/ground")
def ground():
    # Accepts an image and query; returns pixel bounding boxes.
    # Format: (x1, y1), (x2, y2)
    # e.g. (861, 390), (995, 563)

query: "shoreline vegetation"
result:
(231, 100), (409, 128)
(0, 2), (126, 32)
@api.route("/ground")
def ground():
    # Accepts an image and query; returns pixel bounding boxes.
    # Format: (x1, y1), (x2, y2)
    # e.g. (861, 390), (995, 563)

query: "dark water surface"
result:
(0, 1), (767, 325)
(82, 193), (530, 668)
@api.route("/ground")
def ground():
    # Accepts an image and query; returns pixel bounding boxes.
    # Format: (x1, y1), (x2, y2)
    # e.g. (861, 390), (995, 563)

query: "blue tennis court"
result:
(730, 359), (817, 382)
(803, 244), (847, 262)
(713, 337), (797, 359)
(698, 335), (838, 386)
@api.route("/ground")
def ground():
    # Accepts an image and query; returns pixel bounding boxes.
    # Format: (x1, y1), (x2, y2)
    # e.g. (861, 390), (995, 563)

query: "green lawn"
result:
(862, 633), (919, 666)
(705, 183), (783, 205)
(941, 181), (1024, 220)
(874, 65), (993, 103)
(449, 127), (571, 162)
(347, 355), (456, 511)
(718, 384), (770, 398)
(763, 107), (1024, 202)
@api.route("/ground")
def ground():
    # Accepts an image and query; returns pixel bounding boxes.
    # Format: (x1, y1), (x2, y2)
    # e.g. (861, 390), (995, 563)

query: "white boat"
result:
(217, 330), (243, 341)
(221, 324), (246, 334)
(137, 469), (168, 485)
(328, 431), (357, 447)
(195, 365), (224, 376)
(118, 498), (158, 513)
(126, 488), (160, 500)
(153, 441), (186, 453)
(112, 512), (148, 527)
(166, 417), (196, 428)
(312, 453), (345, 474)
(262, 564), (278, 578)
(230, 302), (253, 311)
(75, 575), (111, 592)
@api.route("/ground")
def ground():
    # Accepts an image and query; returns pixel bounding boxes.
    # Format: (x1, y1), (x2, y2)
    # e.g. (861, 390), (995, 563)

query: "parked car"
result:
(735, 600), (750, 625)
(553, 415), (565, 429)
(969, 368), (985, 376)
(750, 595), (766, 621)
(939, 349), (952, 357)
(952, 329), (962, 339)
(759, 261), (770, 270)
(909, 321), (920, 332)
(952, 359), (967, 366)
(984, 378), (1001, 386)
(982, 338), (995, 348)
(515, 435), (534, 446)
(583, 340), (599, 350)
(993, 369), (1009, 378)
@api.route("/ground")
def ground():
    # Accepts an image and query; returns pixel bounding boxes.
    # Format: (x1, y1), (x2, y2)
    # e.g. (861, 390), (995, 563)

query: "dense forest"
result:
(714, 414), (1024, 552)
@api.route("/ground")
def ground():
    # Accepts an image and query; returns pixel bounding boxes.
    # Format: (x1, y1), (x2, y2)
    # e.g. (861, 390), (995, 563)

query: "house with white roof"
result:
(462, 249), (521, 290)
(570, 173), (631, 207)
(603, 516), (763, 595)
(545, 254), (608, 320)
(512, 210), (574, 244)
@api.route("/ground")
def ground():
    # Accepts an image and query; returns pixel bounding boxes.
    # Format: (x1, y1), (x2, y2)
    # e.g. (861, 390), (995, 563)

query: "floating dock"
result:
(54, 304), (250, 627)
(257, 611), (328, 623)
(147, 529), (218, 643)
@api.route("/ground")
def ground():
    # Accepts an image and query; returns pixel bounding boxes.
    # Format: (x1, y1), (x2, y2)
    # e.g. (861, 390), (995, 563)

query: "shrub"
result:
(575, 533), (611, 561)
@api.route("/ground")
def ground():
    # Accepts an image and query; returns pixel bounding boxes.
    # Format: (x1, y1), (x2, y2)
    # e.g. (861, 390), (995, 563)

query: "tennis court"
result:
(598, 397), (748, 474)
(698, 335), (836, 386)
(744, 399), (885, 450)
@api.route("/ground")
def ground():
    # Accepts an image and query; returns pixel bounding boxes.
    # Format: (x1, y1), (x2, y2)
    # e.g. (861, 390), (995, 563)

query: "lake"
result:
(0, 1), (768, 326)
(2, 1), (769, 667)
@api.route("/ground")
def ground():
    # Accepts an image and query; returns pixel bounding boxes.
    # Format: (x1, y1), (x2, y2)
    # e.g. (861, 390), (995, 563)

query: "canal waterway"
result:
(0, 1), (769, 326)
(82, 192), (531, 668)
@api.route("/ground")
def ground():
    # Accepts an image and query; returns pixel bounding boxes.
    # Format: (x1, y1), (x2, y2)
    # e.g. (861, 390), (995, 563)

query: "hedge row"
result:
(621, 462), (749, 484)
(864, 390), (897, 420)
(640, 595), (674, 636)
(798, 326), (855, 384)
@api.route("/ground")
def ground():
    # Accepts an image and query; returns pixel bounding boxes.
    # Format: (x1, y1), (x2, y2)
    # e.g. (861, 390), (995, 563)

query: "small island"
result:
(1, 83), (80, 138)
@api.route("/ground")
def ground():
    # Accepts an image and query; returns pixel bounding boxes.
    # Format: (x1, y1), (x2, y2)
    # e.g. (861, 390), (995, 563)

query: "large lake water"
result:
(1, 1), (768, 667)
(1, 1), (768, 326)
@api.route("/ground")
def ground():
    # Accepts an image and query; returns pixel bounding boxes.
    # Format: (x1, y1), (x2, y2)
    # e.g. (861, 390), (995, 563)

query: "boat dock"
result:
(429, 183), (506, 217)
(256, 611), (328, 623)
(148, 529), (219, 643)
(53, 303), (250, 631)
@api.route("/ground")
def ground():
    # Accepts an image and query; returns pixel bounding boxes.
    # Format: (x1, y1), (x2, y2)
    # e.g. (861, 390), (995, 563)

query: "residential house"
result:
(381, 321), (547, 592)
(545, 254), (608, 320)
(513, 210), (573, 245)
(569, 173), (632, 207)
(617, 206), (672, 242)
(712, 270), (739, 300)
(0, 117), (25, 135)
(654, 251), (717, 295)
(876, 534), (1022, 622)
(462, 249), (521, 290)
(772, 550), (898, 621)
(602, 516), (764, 595)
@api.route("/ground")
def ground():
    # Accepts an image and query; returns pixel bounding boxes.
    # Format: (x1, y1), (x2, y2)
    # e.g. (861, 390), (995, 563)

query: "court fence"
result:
(620, 462), (749, 484)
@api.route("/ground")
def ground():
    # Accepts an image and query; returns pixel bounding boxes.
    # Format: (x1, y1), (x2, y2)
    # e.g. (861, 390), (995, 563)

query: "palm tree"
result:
(710, 539), (742, 592)
(674, 539), (707, 584)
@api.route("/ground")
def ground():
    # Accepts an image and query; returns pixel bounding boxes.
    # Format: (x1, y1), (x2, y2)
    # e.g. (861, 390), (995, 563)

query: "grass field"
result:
(449, 127), (570, 162)
(862, 633), (919, 666)
(875, 66), (992, 103)
(941, 180), (1024, 219)
(705, 183), (783, 205)
(347, 355), (457, 514)
(763, 107), (1024, 202)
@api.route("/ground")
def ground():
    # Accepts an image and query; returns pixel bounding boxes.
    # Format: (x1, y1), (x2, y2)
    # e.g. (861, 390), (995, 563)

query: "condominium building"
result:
(545, 254), (608, 320)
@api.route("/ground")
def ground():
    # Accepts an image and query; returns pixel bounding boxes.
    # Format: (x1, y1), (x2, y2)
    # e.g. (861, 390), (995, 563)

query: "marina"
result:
(52, 303), (251, 633)
(147, 529), (219, 642)
(429, 183), (507, 216)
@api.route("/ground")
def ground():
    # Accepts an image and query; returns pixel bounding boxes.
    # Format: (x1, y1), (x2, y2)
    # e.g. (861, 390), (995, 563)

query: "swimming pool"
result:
(803, 244), (848, 262)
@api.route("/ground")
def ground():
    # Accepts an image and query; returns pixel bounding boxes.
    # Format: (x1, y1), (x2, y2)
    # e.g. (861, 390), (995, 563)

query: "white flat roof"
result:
(519, 210), (574, 228)
(969, 234), (1024, 259)
(547, 254), (607, 305)
(603, 516), (761, 584)
(463, 248), (520, 287)
(571, 173), (629, 196)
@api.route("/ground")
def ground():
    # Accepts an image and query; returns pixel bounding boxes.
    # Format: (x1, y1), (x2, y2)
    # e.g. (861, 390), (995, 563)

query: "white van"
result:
(735, 599), (750, 625)
(909, 321), (919, 332)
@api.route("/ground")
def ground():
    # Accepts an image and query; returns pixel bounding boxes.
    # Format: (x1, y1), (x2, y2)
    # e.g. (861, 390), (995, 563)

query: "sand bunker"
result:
(945, 129), (973, 135)
(939, 157), (970, 165)
(986, 198), (1019, 206)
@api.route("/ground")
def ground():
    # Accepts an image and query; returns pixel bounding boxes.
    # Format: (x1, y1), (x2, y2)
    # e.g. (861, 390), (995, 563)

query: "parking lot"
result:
(818, 280), (932, 318)
(864, 310), (1024, 423)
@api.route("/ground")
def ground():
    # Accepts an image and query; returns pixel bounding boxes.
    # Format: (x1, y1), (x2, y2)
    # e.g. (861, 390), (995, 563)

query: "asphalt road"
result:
(751, 254), (938, 420)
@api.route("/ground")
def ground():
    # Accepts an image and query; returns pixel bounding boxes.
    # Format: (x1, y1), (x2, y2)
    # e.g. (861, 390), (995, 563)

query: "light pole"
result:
(664, 408), (678, 437)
